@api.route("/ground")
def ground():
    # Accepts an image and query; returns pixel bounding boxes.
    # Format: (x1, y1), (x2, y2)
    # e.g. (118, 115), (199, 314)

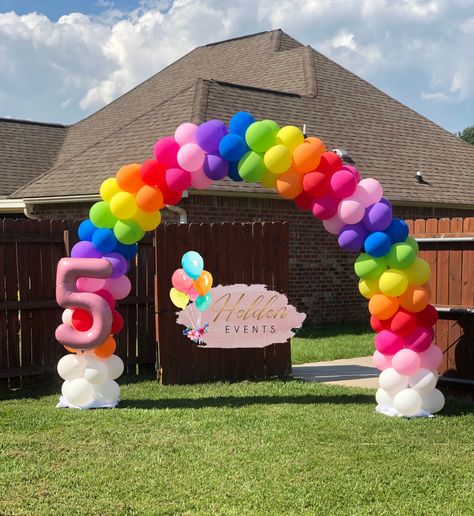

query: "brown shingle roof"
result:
(10, 29), (474, 208)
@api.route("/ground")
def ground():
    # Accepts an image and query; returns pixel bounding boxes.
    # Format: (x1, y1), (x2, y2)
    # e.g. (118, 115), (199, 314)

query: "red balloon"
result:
(370, 315), (390, 333)
(294, 191), (314, 210)
(316, 152), (343, 175)
(389, 309), (417, 337)
(71, 308), (93, 332)
(140, 159), (167, 187)
(162, 188), (182, 206)
(416, 304), (438, 328)
(95, 289), (116, 310)
(303, 171), (330, 198)
(111, 310), (124, 334)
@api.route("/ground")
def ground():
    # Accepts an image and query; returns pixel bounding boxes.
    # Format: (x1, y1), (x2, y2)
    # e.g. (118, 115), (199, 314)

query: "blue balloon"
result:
(364, 231), (392, 257)
(181, 251), (204, 280)
(195, 293), (212, 312)
(385, 218), (409, 245)
(229, 111), (255, 138)
(78, 219), (97, 242)
(228, 161), (243, 182)
(114, 242), (138, 260)
(92, 228), (118, 254)
(219, 133), (247, 162)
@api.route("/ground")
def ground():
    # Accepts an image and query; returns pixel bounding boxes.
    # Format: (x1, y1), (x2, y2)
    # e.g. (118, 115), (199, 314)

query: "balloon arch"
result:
(55, 112), (445, 416)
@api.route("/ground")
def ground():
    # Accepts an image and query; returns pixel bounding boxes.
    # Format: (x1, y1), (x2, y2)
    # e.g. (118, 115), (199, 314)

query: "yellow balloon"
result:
(263, 144), (292, 174)
(378, 269), (409, 297)
(260, 169), (277, 189)
(405, 258), (431, 285)
(110, 191), (138, 220)
(100, 178), (121, 202)
(134, 208), (161, 231)
(170, 287), (189, 309)
(358, 278), (380, 299)
(276, 125), (304, 152)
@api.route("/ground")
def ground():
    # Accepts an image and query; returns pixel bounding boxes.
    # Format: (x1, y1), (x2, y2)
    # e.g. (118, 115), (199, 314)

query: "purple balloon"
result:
(71, 241), (102, 259)
(379, 197), (392, 209)
(203, 153), (229, 180)
(103, 252), (129, 278)
(363, 201), (393, 232)
(196, 120), (228, 153)
(338, 222), (369, 252)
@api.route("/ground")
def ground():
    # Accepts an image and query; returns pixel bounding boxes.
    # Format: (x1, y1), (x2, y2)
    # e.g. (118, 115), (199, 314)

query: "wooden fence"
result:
(407, 217), (474, 388)
(155, 222), (291, 384)
(0, 219), (155, 388)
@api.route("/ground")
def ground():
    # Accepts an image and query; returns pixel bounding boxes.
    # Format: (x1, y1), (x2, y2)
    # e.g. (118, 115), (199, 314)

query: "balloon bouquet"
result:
(170, 251), (213, 345)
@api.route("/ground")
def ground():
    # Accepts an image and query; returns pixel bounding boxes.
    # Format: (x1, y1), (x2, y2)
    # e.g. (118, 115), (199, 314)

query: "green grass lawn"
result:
(1, 377), (473, 515)
(292, 323), (374, 364)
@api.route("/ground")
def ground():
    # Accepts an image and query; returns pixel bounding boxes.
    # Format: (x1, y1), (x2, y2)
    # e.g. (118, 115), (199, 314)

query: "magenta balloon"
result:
(203, 153), (229, 180)
(153, 137), (179, 167)
(71, 241), (102, 259)
(406, 326), (434, 353)
(103, 252), (129, 278)
(342, 164), (360, 182)
(362, 201), (393, 232)
(172, 268), (193, 292)
(196, 120), (228, 153)
(311, 194), (339, 220)
(165, 168), (192, 192)
(331, 169), (357, 199)
(374, 330), (405, 355)
(338, 222), (368, 252)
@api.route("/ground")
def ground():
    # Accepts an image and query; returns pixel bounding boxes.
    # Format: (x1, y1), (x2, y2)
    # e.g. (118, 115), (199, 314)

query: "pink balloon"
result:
(76, 277), (106, 293)
(190, 167), (213, 190)
(323, 213), (345, 235)
(165, 168), (191, 192)
(342, 164), (361, 182)
(338, 197), (365, 224)
(95, 289), (116, 310)
(375, 330), (405, 355)
(172, 268), (193, 292)
(392, 348), (421, 376)
(153, 137), (179, 167)
(355, 178), (383, 207)
(175, 122), (197, 146)
(406, 327), (434, 353)
(330, 170), (357, 199)
(373, 350), (392, 371)
(311, 194), (339, 220)
(103, 275), (132, 300)
(188, 286), (199, 301)
(177, 143), (205, 172)
(419, 344), (443, 371)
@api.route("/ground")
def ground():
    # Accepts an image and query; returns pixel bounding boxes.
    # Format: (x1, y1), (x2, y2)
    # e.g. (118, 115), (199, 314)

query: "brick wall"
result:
(32, 195), (474, 325)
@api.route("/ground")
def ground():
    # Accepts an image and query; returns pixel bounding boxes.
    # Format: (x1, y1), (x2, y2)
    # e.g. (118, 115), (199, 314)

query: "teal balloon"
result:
(181, 251), (203, 280)
(196, 293), (212, 312)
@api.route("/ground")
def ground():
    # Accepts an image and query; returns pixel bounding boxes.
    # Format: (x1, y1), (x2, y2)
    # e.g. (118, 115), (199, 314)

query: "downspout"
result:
(24, 203), (40, 220)
(166, 204), (188, 223)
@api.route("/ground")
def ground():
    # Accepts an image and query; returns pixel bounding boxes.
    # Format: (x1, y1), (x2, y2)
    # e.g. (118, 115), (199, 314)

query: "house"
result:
(2, 29), (474, 322)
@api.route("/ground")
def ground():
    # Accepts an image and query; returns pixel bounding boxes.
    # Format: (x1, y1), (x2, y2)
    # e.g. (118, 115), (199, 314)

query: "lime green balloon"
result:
(114, 219), (145, 245)
(238, 151), (266, 182)
(261, 119), (280, 137)
(245, 121), (276, 152)
(405, 258), (431, 285)
(378, 269), (408, 297)
(264, 144), (292, 174)
(387, 239), (417, 269)
(354, 253), (387, 280)
(89, 201), (117, 229)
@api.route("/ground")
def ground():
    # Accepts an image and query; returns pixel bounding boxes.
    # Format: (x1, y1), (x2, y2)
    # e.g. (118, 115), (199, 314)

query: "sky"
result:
(0, 0), (473, 133)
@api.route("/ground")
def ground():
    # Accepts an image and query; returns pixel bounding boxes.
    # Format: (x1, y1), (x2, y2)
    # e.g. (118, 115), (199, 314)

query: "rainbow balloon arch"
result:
(55, 111), (445, 416)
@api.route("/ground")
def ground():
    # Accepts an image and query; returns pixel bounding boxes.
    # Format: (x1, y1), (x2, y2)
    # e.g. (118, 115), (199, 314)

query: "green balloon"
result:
(114, 219), (145, 245)
(89, 201), (117, 229)
(245, 121), (275, 152)
(387, 239), (417, 269)
(261, 119), (280, 138)
(354, 253), (387, 280)
(238, 151), (266, 182)
(195, 293), (212, 312)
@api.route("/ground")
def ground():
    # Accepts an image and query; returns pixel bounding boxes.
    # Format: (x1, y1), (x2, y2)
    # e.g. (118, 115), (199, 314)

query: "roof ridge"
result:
(200, 30), (276, 48)
(0, 117), (66, 128)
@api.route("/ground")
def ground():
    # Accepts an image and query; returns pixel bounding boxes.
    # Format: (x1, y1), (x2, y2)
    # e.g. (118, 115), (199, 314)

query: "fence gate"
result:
(155, 221), (290, 384)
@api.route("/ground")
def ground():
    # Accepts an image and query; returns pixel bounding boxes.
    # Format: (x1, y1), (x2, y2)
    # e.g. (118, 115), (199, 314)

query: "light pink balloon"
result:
(373, 350), (392, 371)
(172, 268), (193, 292)
(175, 122), (198, 146)
(355, 178), (383, 207)
(392, 348), (421, 376)
(104, 275), (132, 300)
(190, 167), (213, 189)
(177, 143), (206, 172)
(322, 213), (345, 235)
(76, 277), (106, 293)
(188, 286), (199, 301)
(337, 197), (365, 224)
(418, 344), (443, 371)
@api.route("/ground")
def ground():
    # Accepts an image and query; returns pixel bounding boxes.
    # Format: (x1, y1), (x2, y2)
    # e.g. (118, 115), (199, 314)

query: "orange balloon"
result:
(116, 163), (145, 193)
(136, 185), (164, 212)
(64, 345), (77, 354)
(368, 294), (400, 320)
(193, 270), (213, 295)
(94, 335), (117, 358)
(399, 285), (430, 313)
(276, 168), (303, 199)
(292, 139), (325, 174)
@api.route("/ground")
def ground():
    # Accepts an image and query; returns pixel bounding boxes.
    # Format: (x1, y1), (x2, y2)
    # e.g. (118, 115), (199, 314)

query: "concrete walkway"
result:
(292, 356), (379, 389)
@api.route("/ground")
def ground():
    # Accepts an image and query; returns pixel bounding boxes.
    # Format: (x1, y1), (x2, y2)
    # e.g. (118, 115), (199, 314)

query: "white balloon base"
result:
(376, 404), (433, 418)
(57, 395), (119, 410)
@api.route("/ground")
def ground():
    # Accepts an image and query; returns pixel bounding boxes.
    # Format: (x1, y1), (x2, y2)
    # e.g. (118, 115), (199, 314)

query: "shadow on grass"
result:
(294, 322), (371, 340)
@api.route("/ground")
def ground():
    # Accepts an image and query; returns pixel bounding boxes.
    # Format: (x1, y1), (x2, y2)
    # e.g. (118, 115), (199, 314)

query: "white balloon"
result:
(57, 354), (85, 381)
(421, 389), (445, 414)
(95, 379), (120, 403)
(393, 388), (423, 416)
(83, 358), (109, 385)
(408, 368), (438, 395)
(62, 378), (94, 407)
(379, 368), (409, 394)
(105, 355), (124, 380)
(375, 388), (393, 407)
(62, 309), (73, 325)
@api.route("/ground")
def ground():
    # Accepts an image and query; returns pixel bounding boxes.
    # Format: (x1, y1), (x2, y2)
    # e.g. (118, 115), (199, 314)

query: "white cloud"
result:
(421, 91), (456, 102)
